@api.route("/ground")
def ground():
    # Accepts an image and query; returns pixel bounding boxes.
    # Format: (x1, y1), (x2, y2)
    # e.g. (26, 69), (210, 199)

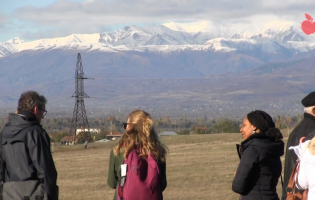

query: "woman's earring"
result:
(252, 130), (256, 134)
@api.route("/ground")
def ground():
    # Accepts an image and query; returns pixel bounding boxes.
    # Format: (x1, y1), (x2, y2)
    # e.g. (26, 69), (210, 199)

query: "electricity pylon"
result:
(69, 53), (93, 144)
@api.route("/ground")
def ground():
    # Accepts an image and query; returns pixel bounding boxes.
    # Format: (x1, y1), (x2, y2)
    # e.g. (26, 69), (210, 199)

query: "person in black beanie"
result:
(281, 91), (315, 200)
(232, 110), (284, 200)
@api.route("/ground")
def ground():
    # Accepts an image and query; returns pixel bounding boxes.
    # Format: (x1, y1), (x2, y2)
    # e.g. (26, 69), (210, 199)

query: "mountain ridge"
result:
(0, 20), (314, 118)
(2, 20), (315, 58)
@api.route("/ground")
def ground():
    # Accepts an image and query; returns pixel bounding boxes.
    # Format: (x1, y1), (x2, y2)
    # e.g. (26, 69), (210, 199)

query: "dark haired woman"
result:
(232, 110), (284, 200)
(107, 109), (168, 200)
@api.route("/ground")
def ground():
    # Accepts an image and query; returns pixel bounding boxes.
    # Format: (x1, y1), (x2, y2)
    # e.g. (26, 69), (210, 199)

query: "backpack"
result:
(117, 148), (161, 200)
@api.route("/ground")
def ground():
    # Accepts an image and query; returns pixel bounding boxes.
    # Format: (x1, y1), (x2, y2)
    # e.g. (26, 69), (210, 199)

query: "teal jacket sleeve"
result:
(107, 149), (118, 189)
(107, 149), (124, 189)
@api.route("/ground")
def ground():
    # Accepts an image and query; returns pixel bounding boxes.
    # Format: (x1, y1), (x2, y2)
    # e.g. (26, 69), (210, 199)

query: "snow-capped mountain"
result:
(1, 20), (315, 58)
(0, 20), (315, 115)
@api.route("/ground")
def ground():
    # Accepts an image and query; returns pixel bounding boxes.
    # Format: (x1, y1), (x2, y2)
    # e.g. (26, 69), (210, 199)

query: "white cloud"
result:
(1, 0), (314, 41)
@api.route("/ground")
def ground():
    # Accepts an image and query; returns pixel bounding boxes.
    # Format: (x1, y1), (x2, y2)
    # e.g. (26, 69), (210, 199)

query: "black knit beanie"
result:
(247, 110), (283, 140)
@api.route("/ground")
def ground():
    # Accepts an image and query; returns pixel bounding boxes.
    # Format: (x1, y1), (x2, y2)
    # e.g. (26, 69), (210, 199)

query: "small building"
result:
(159, 131), (178, 136)
(106, 131), (123, 141)
(60, 136), (76, 145)
(76, 128), (100, 135)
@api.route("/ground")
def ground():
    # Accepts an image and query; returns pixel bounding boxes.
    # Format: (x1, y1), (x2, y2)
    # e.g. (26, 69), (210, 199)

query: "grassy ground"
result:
(52, 133), (287, 200)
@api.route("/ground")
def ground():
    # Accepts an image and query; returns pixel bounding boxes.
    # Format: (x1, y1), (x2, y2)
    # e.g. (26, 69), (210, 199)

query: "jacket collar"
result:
(240, 132), (272, 149)
(17, 110), (38, 122)
(242, 132), (268, 143)
(304, 112), (315, 121)
(239, 132), (284, 157)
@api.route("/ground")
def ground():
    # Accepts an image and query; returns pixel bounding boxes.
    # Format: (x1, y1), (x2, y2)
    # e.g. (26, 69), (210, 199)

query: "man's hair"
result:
(17, 91), (47, 112)
(304, 106), (315, 115)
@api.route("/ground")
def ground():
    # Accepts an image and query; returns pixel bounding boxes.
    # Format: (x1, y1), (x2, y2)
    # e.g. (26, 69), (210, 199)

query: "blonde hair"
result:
(307, 136), (315, 155)
(114, 109), (168, 162)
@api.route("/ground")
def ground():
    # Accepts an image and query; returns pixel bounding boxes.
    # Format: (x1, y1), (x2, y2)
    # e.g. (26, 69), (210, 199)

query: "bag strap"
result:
(118, 149), (140, 200)
(286, 159), (300, 192)
(117, 157), (127, 200)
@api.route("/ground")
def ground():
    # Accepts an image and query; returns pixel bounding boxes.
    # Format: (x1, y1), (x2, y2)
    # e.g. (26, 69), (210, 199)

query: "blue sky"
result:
(1, 0), (314, 42)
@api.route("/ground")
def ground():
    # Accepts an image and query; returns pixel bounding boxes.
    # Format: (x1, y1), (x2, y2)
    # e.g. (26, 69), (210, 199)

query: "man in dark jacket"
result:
(281, 91), (315, 200)
(0, 91), (58, 200)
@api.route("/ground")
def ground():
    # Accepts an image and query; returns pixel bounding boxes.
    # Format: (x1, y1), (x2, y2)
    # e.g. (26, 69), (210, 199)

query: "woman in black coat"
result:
(232, 110), (284, 200)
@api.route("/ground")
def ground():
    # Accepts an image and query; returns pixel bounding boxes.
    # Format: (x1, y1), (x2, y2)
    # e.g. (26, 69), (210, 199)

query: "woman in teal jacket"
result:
(107, 109), (167, 200)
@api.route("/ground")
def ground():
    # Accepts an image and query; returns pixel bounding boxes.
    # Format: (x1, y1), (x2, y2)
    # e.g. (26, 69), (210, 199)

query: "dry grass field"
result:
(52, 133), (287, 200)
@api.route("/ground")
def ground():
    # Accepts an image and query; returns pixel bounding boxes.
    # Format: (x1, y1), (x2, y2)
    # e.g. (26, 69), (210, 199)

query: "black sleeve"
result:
(29, 127), (58, 199)
(306, 132), (315, 140)
(159, 161), (167, 192)
(232, 146), (259, 195)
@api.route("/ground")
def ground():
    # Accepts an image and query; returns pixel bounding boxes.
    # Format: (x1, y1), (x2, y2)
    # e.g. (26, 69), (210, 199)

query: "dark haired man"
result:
(282, 91), (315, 200)
(0, 91), (58, 199)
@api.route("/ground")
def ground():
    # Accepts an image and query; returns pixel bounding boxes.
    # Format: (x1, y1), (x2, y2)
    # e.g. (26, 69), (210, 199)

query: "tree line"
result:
(0, 114), (302, 143)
